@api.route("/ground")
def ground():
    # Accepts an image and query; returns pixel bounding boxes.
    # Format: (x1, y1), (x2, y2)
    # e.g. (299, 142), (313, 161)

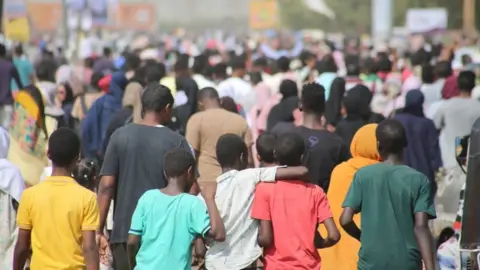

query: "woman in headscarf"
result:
(56, 83), (75, 128)
(336, 85), (385, 145)
(383, 76), (422, 117)
(8, 85), (49, 186)
(394, 90), (441, 191)
(0, 127), (24, 269)
(319, 124), (381, 270)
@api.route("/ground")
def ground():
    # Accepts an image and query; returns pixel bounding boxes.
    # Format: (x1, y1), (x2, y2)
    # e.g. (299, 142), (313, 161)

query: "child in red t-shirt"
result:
(252, 132), (340, 270)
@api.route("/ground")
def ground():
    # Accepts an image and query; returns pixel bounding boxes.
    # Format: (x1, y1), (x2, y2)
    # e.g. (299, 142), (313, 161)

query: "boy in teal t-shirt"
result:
(127, 149), (225, 270)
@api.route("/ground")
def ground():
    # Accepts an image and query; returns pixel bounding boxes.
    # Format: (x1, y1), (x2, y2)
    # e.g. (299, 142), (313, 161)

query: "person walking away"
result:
(285, 83), (349, 192)
(11, 44), (34, 94)
(186, 87), (253, 185)
(343, 57), (363, 91)
(82, 72), (127, 162)
(218, 57), (255, 113)
(8, 85), (49, 186)
(127, 149), (225, 270)
(420, 64), (442, 114)
(267, 56), (301, 93)
(252, 133), (340, 270)
(97, 83), (196, 270)
(316, 54), (342, 101)
(13, 128), (99, 270)
(267, 80), (299, 131)
(0, 44), (23, 128)
(93, 47), (115, 75)
(394, 90), (442, 192)
(335, 85), (385, 145)
(340, 119), (436, 270)
(199, 134), (308, 270)
(319, 124), (381, 270)
(434, 71), (480, 173)
(192, 54), (216, 89)
(71, 72), (106, 129)
(0, 127), (24, 269)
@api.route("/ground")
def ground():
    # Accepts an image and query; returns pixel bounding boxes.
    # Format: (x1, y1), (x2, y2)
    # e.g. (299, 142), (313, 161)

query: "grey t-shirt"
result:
(100, 124), (192, 243)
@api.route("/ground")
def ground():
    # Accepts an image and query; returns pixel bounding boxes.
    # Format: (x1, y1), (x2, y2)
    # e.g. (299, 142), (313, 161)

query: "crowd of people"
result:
(0, 34), (478, 270)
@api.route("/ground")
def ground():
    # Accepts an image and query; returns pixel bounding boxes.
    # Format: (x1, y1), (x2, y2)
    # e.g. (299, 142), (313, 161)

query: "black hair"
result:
(145, 63), (166, 83)
(231, 56), (246, 70)
(48, 128), (81, 167)
(361, 58), (378, 74)
(345, 55), (360, 76)
(435, 61), (453, 78)
(90, 72), (104, 89)
(216, 134), (247, 168)
(14, 44), (24, 56)
(103, 47), (112, 57)
(220, 97), (239, 114)
(84, 57), (95, 69)
(73, 159), (98, 189)
(253, 57), (268, 68)
(421, 64), (435, 84)
(318, 54), (338, 73)
(410, 48), (431, 67)
(36, 60), (56, 82)
(250, 71), (263, 85)
(461, 54), (473, 66)
(279, 79), (298, 99)
(123, 53), (141, 72)
(192, 54), (207, 74)
(141, 83), (174, 115)
(61, 83), (75, 105)
(376, 119), (408, 155)
(0, 44), (6, 58)
(198, 87), (219, 101)
(213, 63), (228, 78)
(277, 56), (291, 72)
(300, 51), (316, 66)
(174, 54), (190, 72)
(274, 133), (305, 166)
(376, 52), (392, 73)
(301, 83), (325, 115)
(164, 149), (195, 178)
(457, 70), (476, 93)
(256, 132), (277, 163)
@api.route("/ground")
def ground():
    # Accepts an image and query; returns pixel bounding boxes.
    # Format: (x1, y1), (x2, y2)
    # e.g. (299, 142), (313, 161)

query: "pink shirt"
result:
(252, 181), (333, 270)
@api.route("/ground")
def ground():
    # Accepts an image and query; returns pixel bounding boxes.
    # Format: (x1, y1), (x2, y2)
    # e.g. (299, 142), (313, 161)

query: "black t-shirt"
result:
(266, 96), (298, 131)
(100, 124), (192, 243)
(292, 126), (350, 191)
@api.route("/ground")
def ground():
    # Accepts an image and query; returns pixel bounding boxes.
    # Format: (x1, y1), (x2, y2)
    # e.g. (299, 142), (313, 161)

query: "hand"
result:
(96, 234), (110, 265)
(201, 182), (217, 200)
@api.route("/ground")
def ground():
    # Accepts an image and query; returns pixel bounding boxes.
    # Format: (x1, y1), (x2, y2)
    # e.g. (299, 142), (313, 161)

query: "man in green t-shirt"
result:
(340, 119), (436, 270)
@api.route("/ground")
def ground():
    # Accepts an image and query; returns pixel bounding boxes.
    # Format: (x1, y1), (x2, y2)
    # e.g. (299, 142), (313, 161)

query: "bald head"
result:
(198, 87), (220, 110)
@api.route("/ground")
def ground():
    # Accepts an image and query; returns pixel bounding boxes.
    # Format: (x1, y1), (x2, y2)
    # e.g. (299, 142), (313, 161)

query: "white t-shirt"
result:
(198, 167), (277, 270)
(217, 77), (255, 112)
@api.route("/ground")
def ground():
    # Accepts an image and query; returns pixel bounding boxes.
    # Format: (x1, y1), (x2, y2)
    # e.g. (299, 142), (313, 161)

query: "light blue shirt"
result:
(11, 57), (34, 91)
(129, 190), (210, 270)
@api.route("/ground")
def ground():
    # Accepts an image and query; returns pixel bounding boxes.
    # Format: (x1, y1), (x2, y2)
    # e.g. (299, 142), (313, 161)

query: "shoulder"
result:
(187, 111), (205, 122)
(355, 163), (386, 177)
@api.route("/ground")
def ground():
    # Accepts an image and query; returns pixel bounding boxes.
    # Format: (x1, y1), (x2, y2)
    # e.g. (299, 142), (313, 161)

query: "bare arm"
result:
(204, 197), (226, 242)
(414, 212), (435, 270)
(316, 218), (340, 248)
(194, 237), (207, 258)
(275, 166), (308, 181)
(82, 230), (99, 270)
(13, 229), (31, 270)
(97, 175), (116, 234)
(340, 207), (361, 241)
(257, 220), (273, 248)
(127, 234), (140, 270)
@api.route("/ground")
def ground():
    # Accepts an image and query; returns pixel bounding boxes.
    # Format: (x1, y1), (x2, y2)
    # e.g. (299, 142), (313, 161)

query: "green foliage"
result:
(278, 0), (473, 32)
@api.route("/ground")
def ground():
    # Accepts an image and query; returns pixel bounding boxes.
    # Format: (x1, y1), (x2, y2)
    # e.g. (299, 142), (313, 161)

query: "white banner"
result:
(406, 8), (448, 33)
(303, 0), (335, 19)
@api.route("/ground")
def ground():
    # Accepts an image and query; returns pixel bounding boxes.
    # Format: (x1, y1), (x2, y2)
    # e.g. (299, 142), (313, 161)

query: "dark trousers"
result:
(111, 243), (129, 270)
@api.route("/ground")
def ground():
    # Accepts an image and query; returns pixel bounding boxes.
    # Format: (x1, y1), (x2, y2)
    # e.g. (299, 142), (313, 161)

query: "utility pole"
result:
(463, 0), (476, 35)
(61, 0), (69, 52)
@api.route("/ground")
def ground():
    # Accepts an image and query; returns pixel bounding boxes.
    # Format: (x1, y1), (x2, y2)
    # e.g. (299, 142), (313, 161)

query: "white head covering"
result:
(0, 128), (24, 202)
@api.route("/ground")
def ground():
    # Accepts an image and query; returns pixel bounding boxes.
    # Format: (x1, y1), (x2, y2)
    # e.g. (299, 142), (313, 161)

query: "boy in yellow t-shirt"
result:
(13, 128), (100, 270)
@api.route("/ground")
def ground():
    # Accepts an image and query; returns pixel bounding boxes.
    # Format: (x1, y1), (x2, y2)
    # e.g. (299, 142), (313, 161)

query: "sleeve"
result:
(185, 115), (201, 152)
(251, 183), (271, 220)
(427, 120), (442, 171)
(414, 176), (437, 219)
(251, 167), (277, 184)
(244, 127), (254, 148)
(16, 190), (32, 230)
(100, 131), (119, 177)
(82, 193), (100, 230)
(342, 172), (363, 212)
(189, 198), (211, 237)
(316, 188), (333, 223)
(11, 65), (23, 89)
(432, 104), (444, 130)
(129, 194), (147, 235)
(337, 141), (351, 163)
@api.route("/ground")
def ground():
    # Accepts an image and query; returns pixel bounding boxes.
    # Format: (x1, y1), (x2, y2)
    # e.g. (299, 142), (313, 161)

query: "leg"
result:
(111, 243), (129, 270)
